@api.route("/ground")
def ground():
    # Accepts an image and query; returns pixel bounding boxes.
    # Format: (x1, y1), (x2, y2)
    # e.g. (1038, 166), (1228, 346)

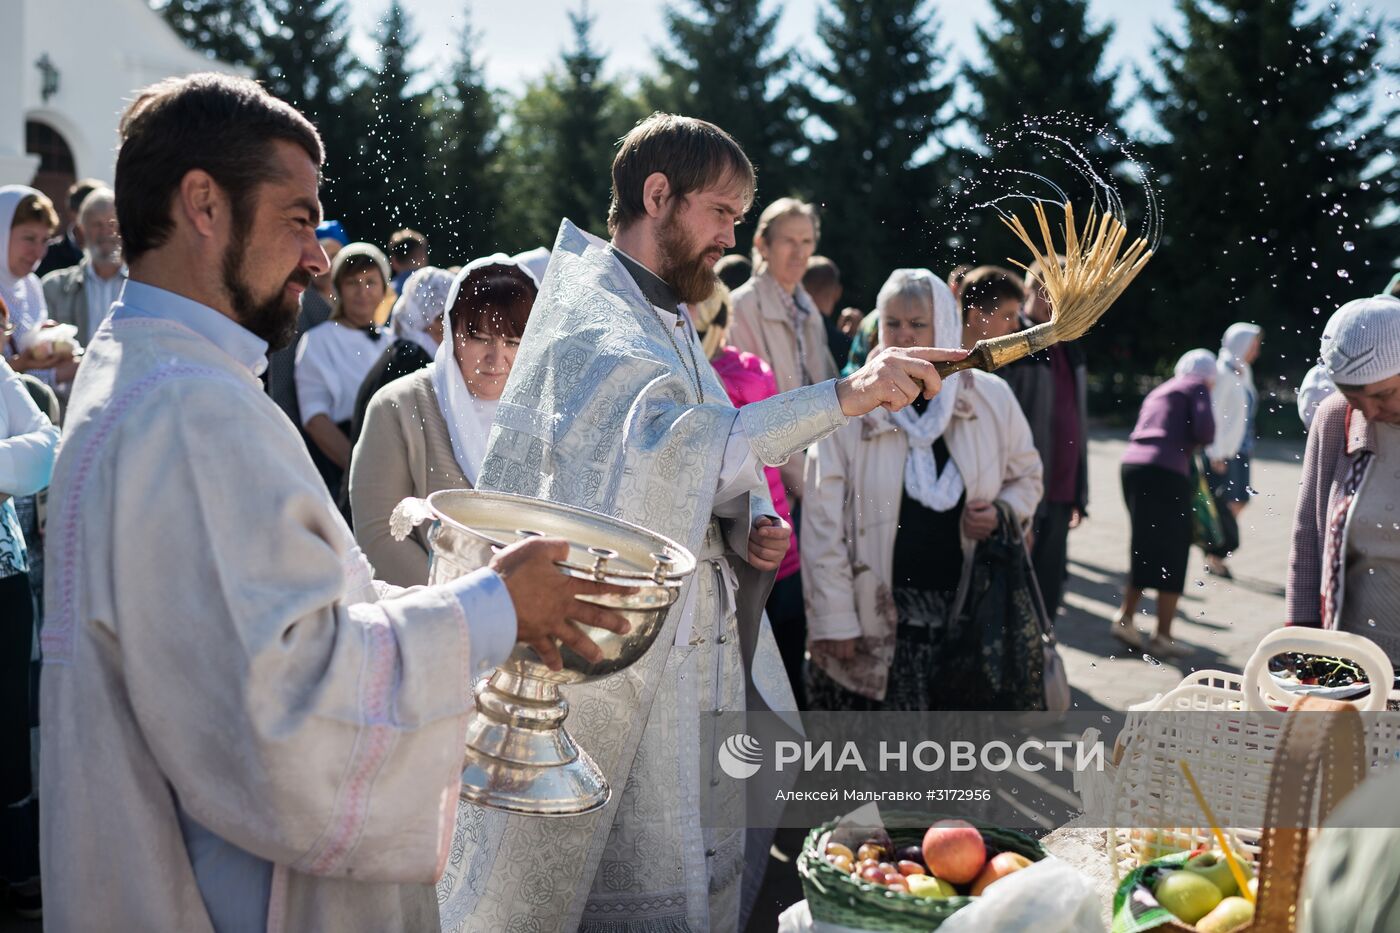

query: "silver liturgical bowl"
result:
(390, 489), (696, 817)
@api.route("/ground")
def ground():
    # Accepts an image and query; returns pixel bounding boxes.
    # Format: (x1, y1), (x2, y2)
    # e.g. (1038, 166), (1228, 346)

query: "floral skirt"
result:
(806, 589), (960, 711)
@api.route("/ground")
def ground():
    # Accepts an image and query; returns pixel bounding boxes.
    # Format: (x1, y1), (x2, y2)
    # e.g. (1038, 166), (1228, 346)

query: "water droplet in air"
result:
(1343, 241), (1356, 252)
(1143, 654), (1162, 667)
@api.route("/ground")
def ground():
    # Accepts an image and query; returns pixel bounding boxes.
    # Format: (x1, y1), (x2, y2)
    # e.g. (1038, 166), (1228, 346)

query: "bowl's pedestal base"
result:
(458, 666), (610, 816)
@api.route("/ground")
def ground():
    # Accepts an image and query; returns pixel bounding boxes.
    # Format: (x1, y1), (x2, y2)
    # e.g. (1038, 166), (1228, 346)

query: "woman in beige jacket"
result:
(729, 198), (839, 502)
(802, 269), (1043, 709)
(350, 255), (537, 586)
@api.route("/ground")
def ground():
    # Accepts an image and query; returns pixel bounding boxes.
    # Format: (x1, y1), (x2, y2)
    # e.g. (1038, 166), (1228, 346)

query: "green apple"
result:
(1196, 895), (1255, 933)
(906, 874), (957, 899)
(1154, 870), (1223, 924)
(1185, 848), (1254, 898)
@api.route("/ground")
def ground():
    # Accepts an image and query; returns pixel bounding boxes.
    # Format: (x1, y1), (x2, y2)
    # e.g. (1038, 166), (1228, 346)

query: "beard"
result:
(656, 206), (719, 306)
(221, 220), (306, 352)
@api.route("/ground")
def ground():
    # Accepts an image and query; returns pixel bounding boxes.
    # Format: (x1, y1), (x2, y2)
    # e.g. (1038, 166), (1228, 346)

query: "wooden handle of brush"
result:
(935, 343), (995, 377)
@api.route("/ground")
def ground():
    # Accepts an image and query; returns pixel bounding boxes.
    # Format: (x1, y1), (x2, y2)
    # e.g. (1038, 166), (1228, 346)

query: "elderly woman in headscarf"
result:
(690, 280), (808, 705)
(349, 255), (537, 587)
(1113, 349), (1216, 657)
(1287, 295), (1400, 666)
(801, 269), (1042, 711)
(1203, 322), (1264, 577)
(294, 241), (392, 496)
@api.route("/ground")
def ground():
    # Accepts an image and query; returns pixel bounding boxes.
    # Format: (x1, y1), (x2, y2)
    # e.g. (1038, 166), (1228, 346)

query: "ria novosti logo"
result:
(718, 733), (1107, 779)
(718, 733), (764, 779)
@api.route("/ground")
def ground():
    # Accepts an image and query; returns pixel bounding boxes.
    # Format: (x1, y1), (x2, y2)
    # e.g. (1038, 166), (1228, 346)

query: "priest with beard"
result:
(439, 113), (965, 933)
(38, 73), (635, 932)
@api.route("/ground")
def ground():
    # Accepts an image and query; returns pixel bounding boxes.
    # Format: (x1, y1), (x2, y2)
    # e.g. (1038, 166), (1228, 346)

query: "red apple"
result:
(970, 851), (1033, 896)
(921, 820), (987, 885)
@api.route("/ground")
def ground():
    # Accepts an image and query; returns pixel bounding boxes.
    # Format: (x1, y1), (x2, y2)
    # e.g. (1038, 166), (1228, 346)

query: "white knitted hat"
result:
(1320, 295), (1400, 386)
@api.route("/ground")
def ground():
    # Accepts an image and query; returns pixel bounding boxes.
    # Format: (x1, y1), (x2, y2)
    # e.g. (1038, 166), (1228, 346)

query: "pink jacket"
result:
(711, 346), (801, 580)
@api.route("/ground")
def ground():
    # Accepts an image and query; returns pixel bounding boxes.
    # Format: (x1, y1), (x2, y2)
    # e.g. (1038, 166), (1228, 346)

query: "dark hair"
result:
(608, 113), (755, 234)
(115, 72), (323, 263)
(959, 265), (1026, 321)
(451, 265), (537, 342)
(803, 256), (841, 294)
(388, 227), (428, 261)
(66, 178), (104, 216)
(714, 254), (752, 291)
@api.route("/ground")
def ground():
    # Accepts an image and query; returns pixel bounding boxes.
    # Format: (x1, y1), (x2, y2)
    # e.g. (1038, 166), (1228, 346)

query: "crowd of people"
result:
(1, 70), (1399, 928)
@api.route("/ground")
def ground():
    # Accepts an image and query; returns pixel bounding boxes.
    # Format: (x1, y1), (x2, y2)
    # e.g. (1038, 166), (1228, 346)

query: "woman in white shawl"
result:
(1, 186), (76, 385)
(349, 255), (537, 586)
(802, 269), (1042, 709)
(1204, 322), (1263, 577)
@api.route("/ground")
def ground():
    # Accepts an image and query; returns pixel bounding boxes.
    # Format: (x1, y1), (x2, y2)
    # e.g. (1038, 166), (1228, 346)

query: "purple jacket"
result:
(1121, 374), (1216, 477)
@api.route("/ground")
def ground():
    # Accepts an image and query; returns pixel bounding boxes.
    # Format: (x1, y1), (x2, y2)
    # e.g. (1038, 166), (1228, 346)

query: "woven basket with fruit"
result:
(796, 811), (1047, 932)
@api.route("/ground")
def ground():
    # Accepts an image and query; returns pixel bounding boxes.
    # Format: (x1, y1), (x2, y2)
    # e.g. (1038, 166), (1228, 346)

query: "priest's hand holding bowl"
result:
(489, 536), (637, 672)
(834, 345), (969, 416)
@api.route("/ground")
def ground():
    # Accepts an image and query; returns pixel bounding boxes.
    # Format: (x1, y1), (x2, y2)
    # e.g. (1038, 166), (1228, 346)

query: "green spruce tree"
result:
(154, 0), (260, 67)
(647, 0), (803, 250)
(432, 6), (503, 263)
(1143, 0), (1399, 377)
(258, 0), (369, 237)
(962, 0), (1126, 268)
(359, 0), (437, 248)
(802, 0), (956, 307)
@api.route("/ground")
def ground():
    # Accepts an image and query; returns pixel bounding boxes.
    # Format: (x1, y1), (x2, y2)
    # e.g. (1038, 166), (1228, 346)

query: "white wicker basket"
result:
(1088, 628), (1398, 880)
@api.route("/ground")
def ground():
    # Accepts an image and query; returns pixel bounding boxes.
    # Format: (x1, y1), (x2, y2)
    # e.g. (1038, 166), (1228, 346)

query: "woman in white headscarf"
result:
(1, 185), (76, 385)
(349, 255), (537, 586)
(1204, 322), (1263, 576)
(1113, 350), (1216, 656)
(801, 269), (1043, 710)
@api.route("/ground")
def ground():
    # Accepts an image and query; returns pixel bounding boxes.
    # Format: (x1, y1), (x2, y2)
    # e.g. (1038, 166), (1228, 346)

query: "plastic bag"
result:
(938, 857), (1106, 933)
(15, 322), (80, 356)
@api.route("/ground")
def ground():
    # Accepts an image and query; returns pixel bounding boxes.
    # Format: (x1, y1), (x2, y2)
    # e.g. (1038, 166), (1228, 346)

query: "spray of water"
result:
(949, 113), (1163, 264)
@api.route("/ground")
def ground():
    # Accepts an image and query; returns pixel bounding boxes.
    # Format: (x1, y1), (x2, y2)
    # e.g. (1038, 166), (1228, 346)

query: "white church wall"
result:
(9, 0), (245, 187)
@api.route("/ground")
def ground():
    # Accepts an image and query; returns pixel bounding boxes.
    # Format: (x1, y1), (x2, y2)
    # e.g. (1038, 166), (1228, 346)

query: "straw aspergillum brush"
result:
(936, 200), (1153, 377)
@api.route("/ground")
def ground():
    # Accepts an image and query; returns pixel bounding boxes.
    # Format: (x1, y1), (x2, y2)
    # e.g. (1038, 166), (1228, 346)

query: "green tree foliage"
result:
(1142, 0), (1399, 376)
(647, 0), (804, 252)
(802, 0), (957, 308)
(431, 7), (503, 263)
(498, 6), (644, 249)
(962, 0), (1126, 269)
(154, 0), (260, 68)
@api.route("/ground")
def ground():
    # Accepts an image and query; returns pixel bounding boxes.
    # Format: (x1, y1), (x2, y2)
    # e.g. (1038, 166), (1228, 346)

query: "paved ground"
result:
(3, 430), (1304, 930)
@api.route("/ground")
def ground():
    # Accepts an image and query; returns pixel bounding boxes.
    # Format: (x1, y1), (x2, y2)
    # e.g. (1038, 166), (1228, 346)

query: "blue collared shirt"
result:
(112, 280), (270, 378)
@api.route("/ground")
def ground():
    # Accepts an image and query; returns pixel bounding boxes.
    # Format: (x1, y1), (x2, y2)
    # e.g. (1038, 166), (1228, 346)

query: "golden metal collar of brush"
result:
(936, 201), (1153, 377)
